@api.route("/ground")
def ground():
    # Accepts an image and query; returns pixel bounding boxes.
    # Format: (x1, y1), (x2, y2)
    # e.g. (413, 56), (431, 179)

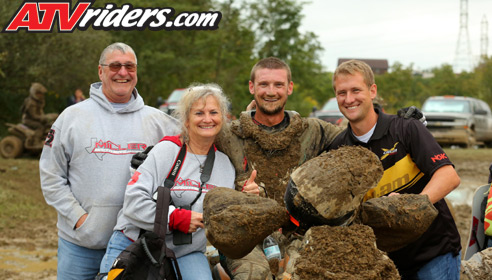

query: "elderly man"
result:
(39, 42), (179, 280)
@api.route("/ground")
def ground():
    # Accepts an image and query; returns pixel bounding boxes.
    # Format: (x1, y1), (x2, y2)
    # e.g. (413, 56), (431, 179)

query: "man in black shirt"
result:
(328, 60), (461, 280)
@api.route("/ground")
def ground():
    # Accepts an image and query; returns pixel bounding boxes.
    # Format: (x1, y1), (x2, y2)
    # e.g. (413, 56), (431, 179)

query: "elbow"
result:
(452, 175), (461, 190)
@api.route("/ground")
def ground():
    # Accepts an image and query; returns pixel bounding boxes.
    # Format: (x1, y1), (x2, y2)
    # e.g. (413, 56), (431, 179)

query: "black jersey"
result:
(328, 109), (461, 276)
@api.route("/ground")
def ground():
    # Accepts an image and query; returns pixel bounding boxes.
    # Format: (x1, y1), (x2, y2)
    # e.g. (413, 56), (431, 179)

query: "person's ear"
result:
(287, 81), (294, 96)
(370, 84), (377, 99)
(249, 81), (255, 95)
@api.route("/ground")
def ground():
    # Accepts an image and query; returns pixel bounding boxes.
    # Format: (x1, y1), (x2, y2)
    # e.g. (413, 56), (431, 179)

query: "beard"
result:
(255, 96), (286, 116)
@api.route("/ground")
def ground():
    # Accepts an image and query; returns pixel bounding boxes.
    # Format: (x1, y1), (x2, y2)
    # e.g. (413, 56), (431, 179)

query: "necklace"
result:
(187, 144), (205, 173)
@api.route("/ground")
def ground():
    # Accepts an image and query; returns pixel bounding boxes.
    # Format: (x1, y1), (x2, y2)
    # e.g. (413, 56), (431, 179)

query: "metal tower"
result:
(481, 15), (488, 61)
(454, 0), (473, 72)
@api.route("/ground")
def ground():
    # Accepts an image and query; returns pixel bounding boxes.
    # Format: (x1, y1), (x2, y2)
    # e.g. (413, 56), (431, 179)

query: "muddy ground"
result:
(0, 147), (489, 279)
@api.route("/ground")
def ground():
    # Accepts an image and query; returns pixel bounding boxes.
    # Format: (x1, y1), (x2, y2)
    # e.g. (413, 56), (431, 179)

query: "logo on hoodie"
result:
(85, 138), (147, 160)
(2, 1), (221, 33)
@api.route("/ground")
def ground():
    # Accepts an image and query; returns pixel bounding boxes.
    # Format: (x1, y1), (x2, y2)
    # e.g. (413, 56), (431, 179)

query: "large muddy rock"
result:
(461, 247), (492, 280)
(360, 194), (438, 252)
(288, 224), (400, 280)
(285, 146), (383, 228)
(203, 187), (289, 259)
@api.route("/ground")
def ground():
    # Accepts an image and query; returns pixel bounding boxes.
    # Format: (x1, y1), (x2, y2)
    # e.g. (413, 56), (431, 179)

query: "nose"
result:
(117, 65), (129, 75)
(202, 113), (213, 122)
(345, 92), (356, 103)
(265, 85), (276, 96)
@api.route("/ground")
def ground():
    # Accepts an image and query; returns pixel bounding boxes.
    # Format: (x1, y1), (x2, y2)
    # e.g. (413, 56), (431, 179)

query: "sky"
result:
(299, 0), (492, 72)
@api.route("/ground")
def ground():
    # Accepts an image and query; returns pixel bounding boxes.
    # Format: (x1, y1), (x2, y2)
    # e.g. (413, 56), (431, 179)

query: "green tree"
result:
(376, 62), (416, 113)
(247, 0), (330, 116)
(474, 57), (492, 105)
(0, 1), (111, 135)
(106, 0), (255, 115)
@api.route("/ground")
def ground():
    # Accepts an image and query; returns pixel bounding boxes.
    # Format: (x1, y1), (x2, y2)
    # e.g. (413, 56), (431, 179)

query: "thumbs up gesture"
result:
(242, 169), (260, 196)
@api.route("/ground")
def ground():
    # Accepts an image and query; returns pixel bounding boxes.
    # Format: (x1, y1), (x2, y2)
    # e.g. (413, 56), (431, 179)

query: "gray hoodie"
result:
(40, 82), (179, 249)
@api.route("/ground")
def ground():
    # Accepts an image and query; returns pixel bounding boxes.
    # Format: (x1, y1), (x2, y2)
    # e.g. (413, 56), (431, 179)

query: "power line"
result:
(454, 0), (473, 72)
(481, 15), (488, 61)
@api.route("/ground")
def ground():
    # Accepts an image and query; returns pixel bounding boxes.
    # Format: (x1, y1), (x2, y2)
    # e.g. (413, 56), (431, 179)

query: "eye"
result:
(195, 111), (204, 116)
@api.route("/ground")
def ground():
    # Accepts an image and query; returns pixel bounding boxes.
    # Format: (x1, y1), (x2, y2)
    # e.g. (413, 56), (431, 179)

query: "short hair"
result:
(333, 60), (375, 91)
(250, 57), (291, 83)
(99, 42), (137, 65)
(174, 83), (230, 142)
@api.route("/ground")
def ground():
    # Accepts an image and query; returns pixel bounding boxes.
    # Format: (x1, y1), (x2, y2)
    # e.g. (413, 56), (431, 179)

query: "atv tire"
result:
(0, 136), (24, 159)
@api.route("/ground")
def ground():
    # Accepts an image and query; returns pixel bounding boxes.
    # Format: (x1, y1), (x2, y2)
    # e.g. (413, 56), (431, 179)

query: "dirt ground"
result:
(0, 147), (490, 279)
(294, 224), (400, 279)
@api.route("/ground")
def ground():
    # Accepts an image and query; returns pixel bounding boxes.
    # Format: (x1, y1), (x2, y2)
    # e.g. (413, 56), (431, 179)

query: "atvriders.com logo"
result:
(2, 1), (222, 33)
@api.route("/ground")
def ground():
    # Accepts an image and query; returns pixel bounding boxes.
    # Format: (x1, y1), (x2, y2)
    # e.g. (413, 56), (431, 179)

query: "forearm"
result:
(420, 165), (460, 204)
(123, 168), (165, 231)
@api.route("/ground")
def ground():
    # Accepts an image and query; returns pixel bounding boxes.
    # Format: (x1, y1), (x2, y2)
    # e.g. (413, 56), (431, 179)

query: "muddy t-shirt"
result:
(328, 109), (461, 276)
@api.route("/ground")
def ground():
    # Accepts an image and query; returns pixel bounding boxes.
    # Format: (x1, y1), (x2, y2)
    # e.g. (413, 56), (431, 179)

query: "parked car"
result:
(159, 88), (186, 115)
(422, 95), (492, 147)
(313, 97), (347, 126)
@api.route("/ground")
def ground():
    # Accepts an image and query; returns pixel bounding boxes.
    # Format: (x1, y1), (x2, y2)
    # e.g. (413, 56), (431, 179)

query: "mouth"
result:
(346, 105), (359, 110)
(199, 125), (216, 129)
(263, 98), (279, 103)
(114, 79), (130, 83)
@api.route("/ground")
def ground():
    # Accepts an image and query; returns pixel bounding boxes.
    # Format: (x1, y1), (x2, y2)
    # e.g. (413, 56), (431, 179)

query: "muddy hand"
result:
(242, 170), (260, 195)
(246, 100), (256, 111)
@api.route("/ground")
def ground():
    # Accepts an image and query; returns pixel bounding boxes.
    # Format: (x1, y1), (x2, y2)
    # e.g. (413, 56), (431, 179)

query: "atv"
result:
(0, 113), (58, 159)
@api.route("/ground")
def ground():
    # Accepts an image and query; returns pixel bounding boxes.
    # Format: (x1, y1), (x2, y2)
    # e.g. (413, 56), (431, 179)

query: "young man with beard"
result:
(328, 60), (461, 280)
(212, 57), (344, 279)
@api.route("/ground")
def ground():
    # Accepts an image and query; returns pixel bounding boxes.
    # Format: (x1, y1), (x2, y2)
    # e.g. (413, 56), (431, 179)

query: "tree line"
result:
(1, 0), (491, 137)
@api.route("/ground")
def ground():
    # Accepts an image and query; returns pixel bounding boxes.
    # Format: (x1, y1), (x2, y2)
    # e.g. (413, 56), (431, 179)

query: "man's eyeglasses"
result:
(100, 62), (137, 72)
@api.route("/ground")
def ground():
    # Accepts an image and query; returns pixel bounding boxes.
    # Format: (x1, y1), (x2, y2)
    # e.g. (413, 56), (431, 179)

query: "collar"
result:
(346, 107), (391, 144)
(251, 111), (290, 131)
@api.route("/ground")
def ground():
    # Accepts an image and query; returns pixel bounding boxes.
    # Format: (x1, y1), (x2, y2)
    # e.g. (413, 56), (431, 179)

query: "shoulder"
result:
(215, 149), (233, 162)
(140, 106), (180, 126)
(154, 137), (182, 150)
(141, 105), (174, 119)
(141, 105), (163, 114)
(304, 116), (343, 137)
(52, 100), (95, 126)
(389, 115), (427, 134)
(329, 128), (350, 149)
(147, 139), (181, 162)
(215, 150), (235, 170)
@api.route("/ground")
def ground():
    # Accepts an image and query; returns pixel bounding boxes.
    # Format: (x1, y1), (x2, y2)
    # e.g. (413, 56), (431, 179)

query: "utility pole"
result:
(481, 15), (488, 62)
(454, 0), (473, 73)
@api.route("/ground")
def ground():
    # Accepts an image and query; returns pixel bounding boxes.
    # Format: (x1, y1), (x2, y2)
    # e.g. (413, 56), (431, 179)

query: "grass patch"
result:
(444, 147), (492, 163)
(0, 158), (56, 235)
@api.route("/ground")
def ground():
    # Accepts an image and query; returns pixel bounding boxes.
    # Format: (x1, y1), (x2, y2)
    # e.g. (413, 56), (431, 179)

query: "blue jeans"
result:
(99, 231), (133, 273)
(57, 237), (106, 280)
(176, 251), (213, 280)
(411, 252), (461, 280)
